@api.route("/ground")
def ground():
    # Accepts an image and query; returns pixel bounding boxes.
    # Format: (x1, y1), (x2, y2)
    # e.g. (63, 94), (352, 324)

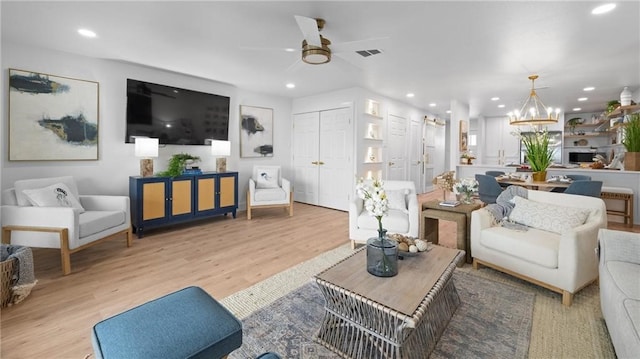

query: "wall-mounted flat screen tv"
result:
(126, 79), (230, 145)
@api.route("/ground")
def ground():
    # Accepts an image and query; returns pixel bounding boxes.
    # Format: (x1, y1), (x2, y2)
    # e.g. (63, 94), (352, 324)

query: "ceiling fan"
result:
(291, 15), (388, 66)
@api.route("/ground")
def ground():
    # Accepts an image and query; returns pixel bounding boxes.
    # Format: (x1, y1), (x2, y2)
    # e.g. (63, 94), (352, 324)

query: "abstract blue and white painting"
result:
(9, 69), (99, 161)
(240, 105), (273, 158)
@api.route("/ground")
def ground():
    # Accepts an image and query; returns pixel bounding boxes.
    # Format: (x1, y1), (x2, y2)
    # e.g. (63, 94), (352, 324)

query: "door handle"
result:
(388, 162), (395, 166)
(311, 161), (318, 165)
(318, 161), (325, 165)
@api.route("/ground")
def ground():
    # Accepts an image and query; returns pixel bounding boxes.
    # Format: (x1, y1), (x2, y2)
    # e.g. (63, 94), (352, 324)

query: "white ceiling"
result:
(2, 1), (639, 119)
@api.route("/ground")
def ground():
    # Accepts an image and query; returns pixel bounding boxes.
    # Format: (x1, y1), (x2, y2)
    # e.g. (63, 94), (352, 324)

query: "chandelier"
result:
(507, 75), (561, 126)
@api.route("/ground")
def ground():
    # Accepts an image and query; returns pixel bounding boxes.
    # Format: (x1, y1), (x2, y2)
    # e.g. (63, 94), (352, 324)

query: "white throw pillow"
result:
(386, 189), (409, 213)
(22, 183), (85, 213)
(256, 168), (280, 189)
(508, 196), (589, 234)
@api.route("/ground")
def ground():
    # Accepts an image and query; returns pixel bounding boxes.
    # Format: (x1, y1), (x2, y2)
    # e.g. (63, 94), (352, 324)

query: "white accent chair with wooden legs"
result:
(1, 176), (132, 275)
(471, 190), (607, 306)
(349, 180), (420, 250)
(247, 166), (293, 220)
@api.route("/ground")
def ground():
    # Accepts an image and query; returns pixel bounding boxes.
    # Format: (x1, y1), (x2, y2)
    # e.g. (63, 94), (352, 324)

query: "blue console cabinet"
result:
(129, 172), (238, 238)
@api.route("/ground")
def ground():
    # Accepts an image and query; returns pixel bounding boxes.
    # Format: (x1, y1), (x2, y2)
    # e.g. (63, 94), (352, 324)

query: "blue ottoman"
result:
(92, 286), (242, 359)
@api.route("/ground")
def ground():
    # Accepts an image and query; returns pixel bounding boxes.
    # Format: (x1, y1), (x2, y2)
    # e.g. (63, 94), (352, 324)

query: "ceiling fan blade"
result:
(294, 15), (321, 47)
(285, 58), (303, 73)
(331, 37), (390, 54)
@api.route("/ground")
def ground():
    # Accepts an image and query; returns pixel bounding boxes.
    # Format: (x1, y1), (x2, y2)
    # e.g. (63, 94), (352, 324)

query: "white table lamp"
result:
(210, 140), (231, 172)
(135, 138), (159, 177)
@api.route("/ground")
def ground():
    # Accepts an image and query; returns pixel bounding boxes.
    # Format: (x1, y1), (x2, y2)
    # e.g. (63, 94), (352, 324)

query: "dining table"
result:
(497, 178), (572, 191)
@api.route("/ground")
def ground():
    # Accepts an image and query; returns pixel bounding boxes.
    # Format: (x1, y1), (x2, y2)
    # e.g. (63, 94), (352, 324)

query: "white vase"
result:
(620, 87), (632, 106)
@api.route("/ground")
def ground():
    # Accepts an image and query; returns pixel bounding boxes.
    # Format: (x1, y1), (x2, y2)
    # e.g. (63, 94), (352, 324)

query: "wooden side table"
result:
(420, 200), (482, 263)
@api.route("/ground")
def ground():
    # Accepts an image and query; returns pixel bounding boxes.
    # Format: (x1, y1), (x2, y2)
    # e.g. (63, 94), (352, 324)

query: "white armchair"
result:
(471, 190), (607, 306)
(349, 180), (419, 249)
(247, 166), (293, 219)
(1, 176), (132, 275)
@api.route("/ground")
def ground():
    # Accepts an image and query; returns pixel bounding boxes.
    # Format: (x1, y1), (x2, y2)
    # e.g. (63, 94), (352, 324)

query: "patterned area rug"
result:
(229, 271), (534, 359)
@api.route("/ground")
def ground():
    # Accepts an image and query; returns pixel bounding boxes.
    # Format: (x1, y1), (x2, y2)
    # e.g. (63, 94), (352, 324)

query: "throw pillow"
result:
(386, 189), (409, 213)
(256, 168), (280, 189)
(22, 183), (85, 213)
(508, 196), (589, 234)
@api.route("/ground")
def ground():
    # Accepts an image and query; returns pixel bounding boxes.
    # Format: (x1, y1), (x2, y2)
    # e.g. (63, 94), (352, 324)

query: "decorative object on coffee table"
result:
(356, 179), (398, 277)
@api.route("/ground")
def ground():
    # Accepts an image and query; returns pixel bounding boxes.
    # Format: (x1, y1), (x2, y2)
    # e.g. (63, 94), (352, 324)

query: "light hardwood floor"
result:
(1, 191), (636, 358)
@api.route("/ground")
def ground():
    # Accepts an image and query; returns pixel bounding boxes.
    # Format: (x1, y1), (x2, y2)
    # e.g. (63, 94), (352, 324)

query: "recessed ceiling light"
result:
(406, 93), (415, 98)
(429, 103), (437, 107)
(583, 86), (595, 91)
(592, 3), (616, 15)
(578, 97), (588, 101)
(285, 83), (295, 89)
(77, 28), (97, 38)
(446, 110), (451, 114)
(498, 104), (505, 108)
(572, 107), (582, 111)
(491, 97), (500, 101)
(284, 48), (296, 52)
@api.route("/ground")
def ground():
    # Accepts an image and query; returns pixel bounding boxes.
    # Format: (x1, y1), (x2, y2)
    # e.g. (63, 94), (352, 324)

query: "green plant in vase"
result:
(520, 130), (553, 181)
(622, 113), (640, 171)
(156, 153), (201, 177)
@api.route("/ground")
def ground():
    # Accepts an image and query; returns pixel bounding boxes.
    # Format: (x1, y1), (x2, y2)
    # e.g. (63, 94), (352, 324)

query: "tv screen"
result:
(126, 79), (230, 145)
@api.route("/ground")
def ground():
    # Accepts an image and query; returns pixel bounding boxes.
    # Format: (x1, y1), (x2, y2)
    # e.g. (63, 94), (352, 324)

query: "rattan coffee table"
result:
(314, 245), (464, 359)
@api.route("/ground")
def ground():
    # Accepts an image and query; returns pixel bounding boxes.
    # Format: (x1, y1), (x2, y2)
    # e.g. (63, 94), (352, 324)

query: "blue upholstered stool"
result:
(92, 286), (242, 359)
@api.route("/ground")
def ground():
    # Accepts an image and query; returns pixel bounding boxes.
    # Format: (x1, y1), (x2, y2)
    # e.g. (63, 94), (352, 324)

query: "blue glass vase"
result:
(366, 229), (398, 277)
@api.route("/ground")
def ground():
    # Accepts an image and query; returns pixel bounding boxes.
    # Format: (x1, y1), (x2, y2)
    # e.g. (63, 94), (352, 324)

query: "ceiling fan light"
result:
(302, 47), (331, 64)
(302, 37), (332, 65)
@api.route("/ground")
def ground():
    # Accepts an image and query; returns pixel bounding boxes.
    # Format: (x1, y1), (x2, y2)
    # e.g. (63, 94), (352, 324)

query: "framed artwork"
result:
(8, 69), (99, 161)
(459, 120), (468, 151)
(240, 105), (273, 158)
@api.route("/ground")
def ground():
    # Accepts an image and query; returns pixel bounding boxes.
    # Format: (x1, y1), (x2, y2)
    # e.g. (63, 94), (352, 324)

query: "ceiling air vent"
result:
(356, 49), (382, 57)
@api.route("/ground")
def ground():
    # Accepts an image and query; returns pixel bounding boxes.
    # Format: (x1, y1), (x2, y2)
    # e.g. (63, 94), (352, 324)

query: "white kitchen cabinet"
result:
(484, 117), (520, 165)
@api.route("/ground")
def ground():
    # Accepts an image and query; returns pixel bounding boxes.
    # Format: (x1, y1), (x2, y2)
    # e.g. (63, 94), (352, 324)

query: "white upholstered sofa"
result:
(598, 228), (640, 358)
(471, 189), (607, 306)
(1, 176), (132, 275)
(349, 180), (419, 249)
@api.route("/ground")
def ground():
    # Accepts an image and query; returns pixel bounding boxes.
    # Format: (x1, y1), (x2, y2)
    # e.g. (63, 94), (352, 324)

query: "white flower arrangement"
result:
(356, 178), (388, 231)
(453, 178), (479, 195)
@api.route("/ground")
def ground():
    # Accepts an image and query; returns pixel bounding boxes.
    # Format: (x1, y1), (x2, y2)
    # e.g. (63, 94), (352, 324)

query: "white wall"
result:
(2, 42), (292, 209)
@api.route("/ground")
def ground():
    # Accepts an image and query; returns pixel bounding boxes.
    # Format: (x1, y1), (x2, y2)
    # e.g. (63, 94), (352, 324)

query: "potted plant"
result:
(520, 130), (553, 181)
(156, 153), (201, 177)
(622, 113), (640, 171)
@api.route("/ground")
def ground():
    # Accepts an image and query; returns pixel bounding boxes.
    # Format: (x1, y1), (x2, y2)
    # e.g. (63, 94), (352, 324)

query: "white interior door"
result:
(424, 123), (436, 192)
(387, 114), (407, 180)
(292, 112), (320, 205)
(318, 108), (352, 210)
(408, 118), (423, 192)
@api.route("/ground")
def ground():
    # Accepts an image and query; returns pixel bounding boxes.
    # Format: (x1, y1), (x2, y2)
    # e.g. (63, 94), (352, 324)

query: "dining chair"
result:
(485, 171), (505, 177)
(563, 180), (603, 198)
(485, 171), (510, 188)
(551, 174), (594, 192)
(475, 174), (504, 205)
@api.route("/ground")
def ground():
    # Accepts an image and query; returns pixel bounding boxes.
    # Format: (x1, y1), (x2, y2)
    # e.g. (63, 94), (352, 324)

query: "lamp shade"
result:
(135, 138), (159, 158)
(210, 140), (231, 156)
